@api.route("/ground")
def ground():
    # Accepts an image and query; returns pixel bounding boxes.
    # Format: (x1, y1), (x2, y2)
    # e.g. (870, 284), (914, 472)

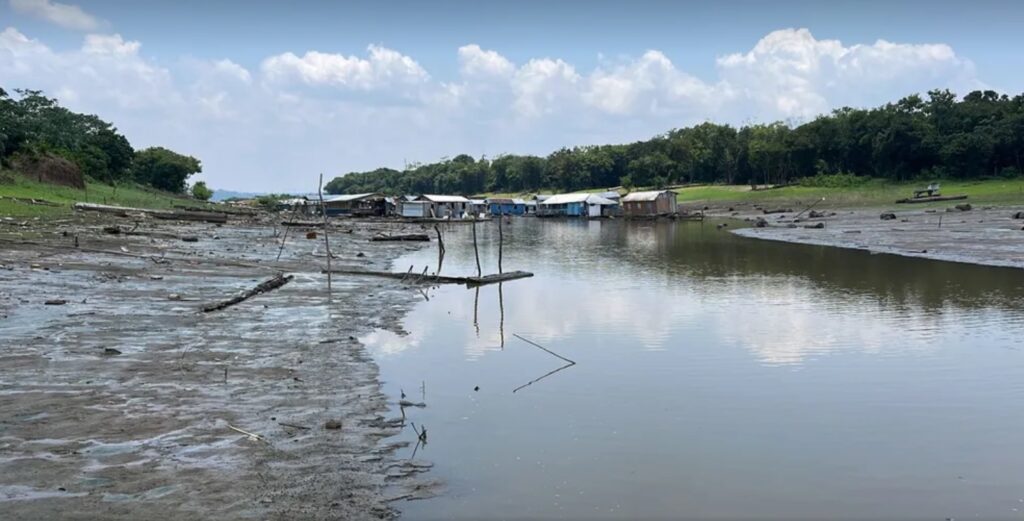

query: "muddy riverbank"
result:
(706, 203), (1024, 269)
(0, 214), (440, 520)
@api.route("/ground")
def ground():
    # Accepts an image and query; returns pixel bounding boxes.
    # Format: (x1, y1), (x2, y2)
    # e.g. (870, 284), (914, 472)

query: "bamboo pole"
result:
(318, 173), (331, 295)
(498, 212), (504, 274)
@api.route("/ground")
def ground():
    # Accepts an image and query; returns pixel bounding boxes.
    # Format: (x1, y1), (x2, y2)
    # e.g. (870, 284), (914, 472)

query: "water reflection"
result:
(360, 218), (1024, 520)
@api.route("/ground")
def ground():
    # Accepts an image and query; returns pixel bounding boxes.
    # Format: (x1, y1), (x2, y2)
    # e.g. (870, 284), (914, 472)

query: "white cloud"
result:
(716, 28), (980, 118)
(457, 44), (515, 78)
(511, 58), (581, 117)
(584, 50), (720, 116)
(9, 0), (100, 31)
(260, 45), (429, 90)
(0, 26), (985, 191)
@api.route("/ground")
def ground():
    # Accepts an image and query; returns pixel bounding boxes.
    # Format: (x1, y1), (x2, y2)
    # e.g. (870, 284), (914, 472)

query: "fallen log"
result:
(202, 274), (294, 312)
(895, 195), (968, 204)
(370, 234), (430, 242)
(74, 202), (227, 223)
(174, 204), (256, 216)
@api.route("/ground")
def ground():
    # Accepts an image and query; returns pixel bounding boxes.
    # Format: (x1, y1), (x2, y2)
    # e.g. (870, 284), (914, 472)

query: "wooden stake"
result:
(318, 173), (331, 295)
(498, 212), (504, 274)
(434, 225), (445, 275)
(498, 282), (505, 349)
(472, 219), (482, 277)
(473, 286), (480, 337)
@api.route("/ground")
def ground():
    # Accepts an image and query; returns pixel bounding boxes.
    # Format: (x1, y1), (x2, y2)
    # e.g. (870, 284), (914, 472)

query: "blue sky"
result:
(2, 0), (1023, 191)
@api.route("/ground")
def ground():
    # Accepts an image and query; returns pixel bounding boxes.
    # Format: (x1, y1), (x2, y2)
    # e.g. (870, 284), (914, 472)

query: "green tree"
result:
(132, 147), (202, 193)
(191, 181), (213, 200)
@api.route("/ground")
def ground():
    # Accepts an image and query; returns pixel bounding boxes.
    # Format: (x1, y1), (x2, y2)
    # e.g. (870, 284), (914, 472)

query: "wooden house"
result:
(621, 190), (678, 217)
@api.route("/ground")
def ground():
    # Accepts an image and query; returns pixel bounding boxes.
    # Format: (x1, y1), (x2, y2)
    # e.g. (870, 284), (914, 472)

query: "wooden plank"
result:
(464, 271), (533, 287)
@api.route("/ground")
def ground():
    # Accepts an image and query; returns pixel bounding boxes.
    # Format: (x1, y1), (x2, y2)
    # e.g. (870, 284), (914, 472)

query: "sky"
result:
(2, 0), (1023, 192)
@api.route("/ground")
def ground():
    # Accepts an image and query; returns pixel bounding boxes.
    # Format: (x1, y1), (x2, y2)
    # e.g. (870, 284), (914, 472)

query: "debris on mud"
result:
(0, 212), (439, 520)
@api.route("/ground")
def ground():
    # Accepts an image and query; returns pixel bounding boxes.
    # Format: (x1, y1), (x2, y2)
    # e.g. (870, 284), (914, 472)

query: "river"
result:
(360, 217), (1024, 520)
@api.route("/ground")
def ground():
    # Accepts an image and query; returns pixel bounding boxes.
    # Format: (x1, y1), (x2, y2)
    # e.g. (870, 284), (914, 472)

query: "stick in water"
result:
(513, 334), (576, 365)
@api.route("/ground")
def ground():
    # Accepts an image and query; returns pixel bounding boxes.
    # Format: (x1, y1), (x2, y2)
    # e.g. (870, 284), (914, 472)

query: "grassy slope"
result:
(0, 171), (201, 218)
(674, 179), (1024, 209)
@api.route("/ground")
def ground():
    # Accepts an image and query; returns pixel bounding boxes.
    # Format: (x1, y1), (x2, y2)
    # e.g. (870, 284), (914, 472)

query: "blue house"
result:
(486, 198), (527, 216)
(537, 193), (618, 217)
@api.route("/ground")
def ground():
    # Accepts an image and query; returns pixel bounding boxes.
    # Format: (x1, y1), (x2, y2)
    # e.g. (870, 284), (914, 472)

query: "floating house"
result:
(538, 193), (619, 218)
(277, 197), (314, 215)
(404, 194), (472, 218)
(621, 190), (678, 217)
(322, 193), (386, 217)
(399, 200), (430, 218)
(486, 198), (528, 216)
(468, 199), (489, 218)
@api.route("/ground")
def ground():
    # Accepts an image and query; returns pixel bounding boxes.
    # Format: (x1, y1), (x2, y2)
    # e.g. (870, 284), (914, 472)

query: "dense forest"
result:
(326, 90), (1024, 195)
(0, 88), (205, 197)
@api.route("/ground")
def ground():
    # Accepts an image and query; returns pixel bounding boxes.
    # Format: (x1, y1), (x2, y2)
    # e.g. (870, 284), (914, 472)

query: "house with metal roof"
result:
(537, 193), (619, 218)
(405, 194), (473, 218)
(322, 193), (386, 216)
(486, 197), (528, 216)
(621, 190), (678, 217)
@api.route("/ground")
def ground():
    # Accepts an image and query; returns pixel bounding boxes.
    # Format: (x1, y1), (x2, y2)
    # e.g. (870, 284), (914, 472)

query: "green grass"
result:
(674, 178), (1024, 209)
(0, 170), (203, 218)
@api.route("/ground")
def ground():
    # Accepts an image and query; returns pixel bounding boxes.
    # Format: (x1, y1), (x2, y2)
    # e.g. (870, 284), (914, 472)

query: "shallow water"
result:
(362, 218), (1024, 520)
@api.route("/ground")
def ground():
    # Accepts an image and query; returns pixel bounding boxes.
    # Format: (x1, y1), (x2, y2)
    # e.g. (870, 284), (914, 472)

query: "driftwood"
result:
(896, 195), (968, 204)
(74, 202), (227, 224)
(370, 234), (430, 242)
(202, 274), (294, 312)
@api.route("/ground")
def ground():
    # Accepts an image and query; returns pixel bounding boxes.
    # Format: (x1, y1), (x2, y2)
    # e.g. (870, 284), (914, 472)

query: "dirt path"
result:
(0, 215), (440, 519)
(710, 203), (1024, 270)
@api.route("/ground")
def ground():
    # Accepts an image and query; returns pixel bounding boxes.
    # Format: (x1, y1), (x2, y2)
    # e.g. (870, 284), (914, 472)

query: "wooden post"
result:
(318, 173), (331, 295)
(498, 212), (504, 274)
(472, 219), (482, 277)
(434, 225), (445, 275)
(498, 282), (505, 349)
(473, 286), (480, 337)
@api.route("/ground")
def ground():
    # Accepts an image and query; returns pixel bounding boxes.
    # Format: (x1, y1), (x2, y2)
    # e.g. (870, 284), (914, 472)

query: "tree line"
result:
(326, 89), (1024, 195)
(0, 88), (208, 198)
